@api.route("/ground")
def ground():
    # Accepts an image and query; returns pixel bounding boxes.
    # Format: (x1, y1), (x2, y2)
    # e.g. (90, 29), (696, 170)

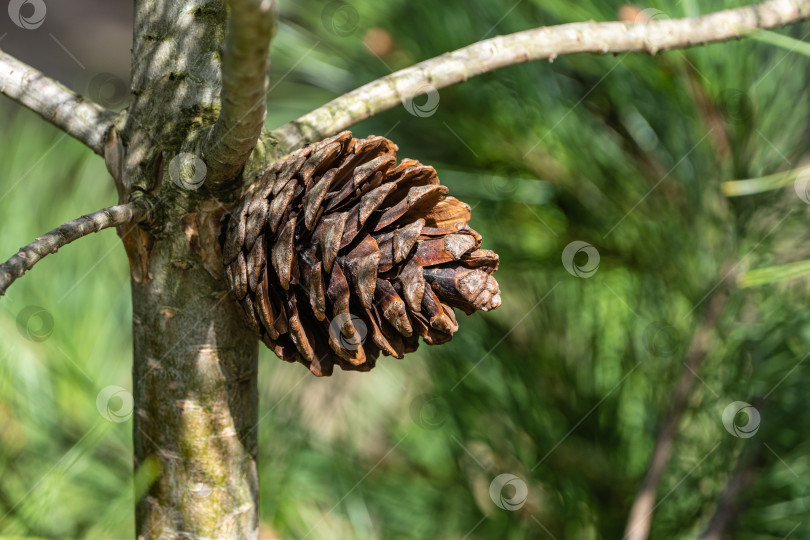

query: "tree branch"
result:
(273, 0), (810, 150)
(623, 282), (731, 540)
(203, 0), (277, 189)
(0, 201), (150, 297)
(0, 50), (117, 156)
(698, 454), (760, 540)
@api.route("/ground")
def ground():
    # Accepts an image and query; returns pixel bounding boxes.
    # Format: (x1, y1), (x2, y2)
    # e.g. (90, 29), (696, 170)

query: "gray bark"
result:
(203, 0), (276, 188)
(131, 231), (260, 539)
(121, 1), (276, 537)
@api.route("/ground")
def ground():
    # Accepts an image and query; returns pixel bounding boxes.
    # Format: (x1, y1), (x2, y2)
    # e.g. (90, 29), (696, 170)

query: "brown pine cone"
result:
(222, 131), (500, 376)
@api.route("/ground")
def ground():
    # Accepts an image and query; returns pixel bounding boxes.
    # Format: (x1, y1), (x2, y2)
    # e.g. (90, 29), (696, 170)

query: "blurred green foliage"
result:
(2, 0), (810, 538)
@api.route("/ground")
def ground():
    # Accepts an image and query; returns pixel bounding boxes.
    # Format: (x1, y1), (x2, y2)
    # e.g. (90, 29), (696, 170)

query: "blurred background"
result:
(2, 0), (810, 538)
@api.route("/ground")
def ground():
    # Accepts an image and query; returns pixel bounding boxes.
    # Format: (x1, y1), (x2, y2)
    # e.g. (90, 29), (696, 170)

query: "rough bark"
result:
(131, 225), (260, 540)
(122, 1), (276, 538)
(203, 0), (277, 188)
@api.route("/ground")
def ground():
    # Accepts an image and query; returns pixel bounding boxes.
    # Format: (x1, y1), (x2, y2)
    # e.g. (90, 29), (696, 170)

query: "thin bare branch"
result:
(0, 201), (150, 297)
(699, 455), (760, 540)
(0, 49), (117, 155)
(623, 282), (731, 540)
(203, 0), (277, 188)
(274, 0), (810, 150)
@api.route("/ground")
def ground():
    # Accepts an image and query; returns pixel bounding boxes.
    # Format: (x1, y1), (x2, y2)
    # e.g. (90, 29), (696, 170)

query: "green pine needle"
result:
(721, 165), (810, 197)
(739, 258), (810, 288)
(748, 29), (810, 57)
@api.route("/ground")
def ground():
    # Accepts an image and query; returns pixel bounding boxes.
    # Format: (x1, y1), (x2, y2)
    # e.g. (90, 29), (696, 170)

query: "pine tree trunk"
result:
(120, 1), (267, 537)
(131, 234), (259, 539)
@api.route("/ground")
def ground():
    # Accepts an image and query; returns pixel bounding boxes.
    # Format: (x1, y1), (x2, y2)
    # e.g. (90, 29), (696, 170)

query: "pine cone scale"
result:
(267, 182), (296, 233)
(255, 279), (280, 340)
(342, 235), (381, 311)
(273, 154), (307, 195)
(299, 142), (342, 184)
(391, 219), (424, 265)
(246, 236), (264, 291)
(374, 278), (413, 337)
(244, 198), (268, 251)
(271, 216), (296, 290)
(313, 211), (347, 273)
(302, 169), (337, 230)
(230, 251), (248, 299)
(375, 185), (449, 231)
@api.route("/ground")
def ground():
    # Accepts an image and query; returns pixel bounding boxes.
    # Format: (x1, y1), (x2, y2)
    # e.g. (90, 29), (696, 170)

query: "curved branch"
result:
(0, 201), (150, 297)
(273, 0), (810, 150)
(203, 0), (277, 189)
(0, 50), (117, 155)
